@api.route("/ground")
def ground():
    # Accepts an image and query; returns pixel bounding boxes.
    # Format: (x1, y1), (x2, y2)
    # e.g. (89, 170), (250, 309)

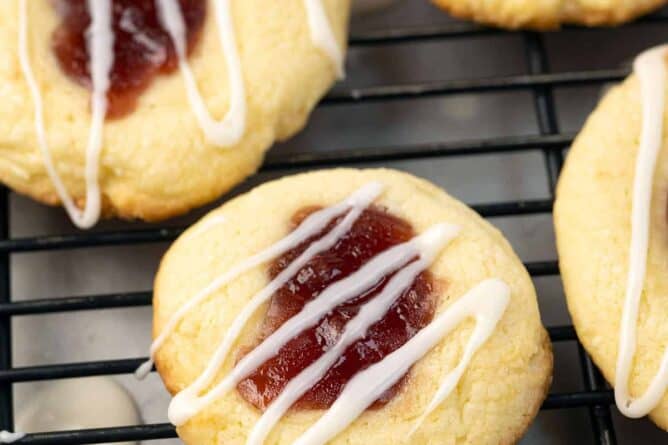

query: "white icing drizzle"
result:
(157, 0), (247, 146)
(168, 223), (460, 426)
(247, 224), (458, 445)
(134, 182), (384, 380)
(615, 44), (668, 418)
(185, 213), (227, 238)
(303, 0), (345, 78)
(0, 431), (25, 444)
(18, 0), (114, 229)
(293, 279), (510, 445)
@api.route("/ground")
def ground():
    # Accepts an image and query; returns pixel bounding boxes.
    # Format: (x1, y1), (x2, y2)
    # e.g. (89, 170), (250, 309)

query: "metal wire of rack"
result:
(2, 9), (668, 445)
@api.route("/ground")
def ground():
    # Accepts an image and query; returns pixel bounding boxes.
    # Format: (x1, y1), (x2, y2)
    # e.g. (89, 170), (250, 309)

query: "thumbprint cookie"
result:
(0, 0), (349, 228)
(555, 45), (668, 429)
(431, 0), (667, 30)
(143, 168), (553, 445)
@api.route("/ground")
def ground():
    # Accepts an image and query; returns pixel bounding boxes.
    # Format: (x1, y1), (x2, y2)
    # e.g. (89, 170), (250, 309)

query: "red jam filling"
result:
(51, 0), (206, 119)
(237, 206), (440, 411)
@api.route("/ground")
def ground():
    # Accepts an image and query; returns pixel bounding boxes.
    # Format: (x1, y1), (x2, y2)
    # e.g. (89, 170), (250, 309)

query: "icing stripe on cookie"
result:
(157, 0), (247, 146)
(293, 279), (510, 445)
(184, 213), (228, 239)
(304, 0), (345, 78)
(19, 0), (113, 229)
(135, 182), (384, 379)
(615, 44), (668, 418)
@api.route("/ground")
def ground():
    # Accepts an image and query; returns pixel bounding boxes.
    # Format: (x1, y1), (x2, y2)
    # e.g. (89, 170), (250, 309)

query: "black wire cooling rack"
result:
(2, 9), (668, 445)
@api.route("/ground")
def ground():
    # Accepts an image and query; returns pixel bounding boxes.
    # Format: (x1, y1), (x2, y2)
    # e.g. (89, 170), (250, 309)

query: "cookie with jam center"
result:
(152, 168), (552, 445)
(0, 0), (349, 225)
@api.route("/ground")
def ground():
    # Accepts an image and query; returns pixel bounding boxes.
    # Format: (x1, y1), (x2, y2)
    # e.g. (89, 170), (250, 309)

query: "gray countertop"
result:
(8, 1), (668, 444)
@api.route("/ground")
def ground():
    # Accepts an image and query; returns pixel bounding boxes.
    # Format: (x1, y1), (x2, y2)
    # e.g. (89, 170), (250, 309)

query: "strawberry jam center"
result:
(236, 206), (440, 411)
(51, 0), (206, 119)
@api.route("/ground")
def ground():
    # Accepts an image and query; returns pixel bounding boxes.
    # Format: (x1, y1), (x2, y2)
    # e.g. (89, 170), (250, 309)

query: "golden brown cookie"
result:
(432, 0), (667, 30)
(151, 168), (552, 445)
(0, 0), (349, 226)
(555, 47), (668, 429)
